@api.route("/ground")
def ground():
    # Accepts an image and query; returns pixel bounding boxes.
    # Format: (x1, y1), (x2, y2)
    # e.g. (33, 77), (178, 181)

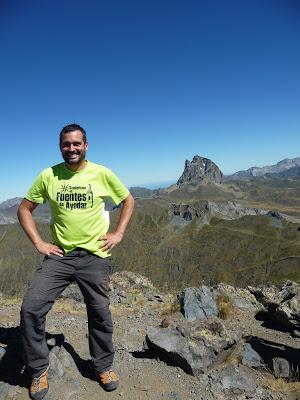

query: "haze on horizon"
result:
(0, 0), (299, 201)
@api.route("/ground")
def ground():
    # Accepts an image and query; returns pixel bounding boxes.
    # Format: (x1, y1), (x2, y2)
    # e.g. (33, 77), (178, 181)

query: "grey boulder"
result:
(242, 343), (264, 368)
(249, 281), (300, 330)
(178, 287), (218, 321)
(145, 318), (243, 375)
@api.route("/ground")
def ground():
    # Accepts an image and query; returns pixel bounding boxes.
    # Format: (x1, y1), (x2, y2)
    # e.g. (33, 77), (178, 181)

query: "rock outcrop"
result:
(1, 274), (300, 400)
(145, 280), (300, 383)
(178, 287), (218, 321)
(178, 285), (260, 321)
(145, 318), (243, 375)
(201, 364), (272, 400)
(177, 155), (223, 187)
(60, 271), (163, 306)
(248, 280), (300, 332)
(0, 329), (81, 400)
(169, 200), (300, 228)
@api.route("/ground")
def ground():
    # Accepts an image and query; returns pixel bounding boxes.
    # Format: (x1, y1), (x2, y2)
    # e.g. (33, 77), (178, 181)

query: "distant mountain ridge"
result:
(0, 197), (22, 210)
(0, 198), (50, 225)
(2, 154), (300, 225)
(129, 187), (154, 198)
(230, 157), (300, 179)
(268, 165), (300, 178)
(0, 188), (155, 224)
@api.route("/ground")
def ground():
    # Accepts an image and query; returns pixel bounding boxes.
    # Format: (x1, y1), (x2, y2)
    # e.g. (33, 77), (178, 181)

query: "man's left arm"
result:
(99, 193), (134, 251)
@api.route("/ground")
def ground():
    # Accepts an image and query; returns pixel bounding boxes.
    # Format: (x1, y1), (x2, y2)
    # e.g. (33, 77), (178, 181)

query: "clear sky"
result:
(1, 0), (299, 201)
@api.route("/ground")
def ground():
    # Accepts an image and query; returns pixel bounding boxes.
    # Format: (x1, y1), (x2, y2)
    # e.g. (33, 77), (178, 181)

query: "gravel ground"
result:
(0, 297), (299, 400)
(0, 299), (205, 400)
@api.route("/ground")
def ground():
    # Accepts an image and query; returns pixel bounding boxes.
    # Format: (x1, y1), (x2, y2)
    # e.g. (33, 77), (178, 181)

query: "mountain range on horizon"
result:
(228, 157), (300, 179)
(1, 155), (300, 213)
(2, 153), (300, 295)
(140, 155), (300, 190)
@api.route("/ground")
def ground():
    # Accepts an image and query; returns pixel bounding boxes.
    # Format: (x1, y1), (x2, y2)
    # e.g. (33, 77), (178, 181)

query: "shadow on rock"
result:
(0, 327), (26, 387)
(248, 336), (300, 379)
(255, 309), (293, 333)
(131, 348), (184, 370)
(0, 326), (97, 390)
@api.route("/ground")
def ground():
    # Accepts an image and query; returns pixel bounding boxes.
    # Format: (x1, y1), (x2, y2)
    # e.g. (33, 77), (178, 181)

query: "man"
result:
(18, 123), (134, 400)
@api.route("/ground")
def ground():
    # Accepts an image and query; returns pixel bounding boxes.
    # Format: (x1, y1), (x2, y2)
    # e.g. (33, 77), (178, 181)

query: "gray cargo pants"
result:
(20, 248), (114, 376)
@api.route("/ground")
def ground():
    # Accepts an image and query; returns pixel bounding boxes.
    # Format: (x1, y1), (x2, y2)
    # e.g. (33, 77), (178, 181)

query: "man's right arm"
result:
(17, 199), (64, 257)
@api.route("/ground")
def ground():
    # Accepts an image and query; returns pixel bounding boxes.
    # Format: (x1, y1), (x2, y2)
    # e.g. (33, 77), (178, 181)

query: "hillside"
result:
(228, 177), (300, 218)
(159, 177), (300, 219)
(1, 155), (300, 296)
(1, 201), (300, 297)
(110, 201), (300, 289)
(1, 156), (300, 399)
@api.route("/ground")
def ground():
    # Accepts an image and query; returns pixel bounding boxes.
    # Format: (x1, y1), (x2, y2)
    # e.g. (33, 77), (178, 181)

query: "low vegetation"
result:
(2, 176), (300, 298)
(263, 377), (300, 396)
(0, 223), (50, 297)
(1, 198), (300, 298)
(216, 294), (235, 320)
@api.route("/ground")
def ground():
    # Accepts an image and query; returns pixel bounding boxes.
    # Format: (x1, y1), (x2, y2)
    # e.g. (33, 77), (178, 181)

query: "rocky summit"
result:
(1, 273), (300, 400)
(177, 155), (223, 187)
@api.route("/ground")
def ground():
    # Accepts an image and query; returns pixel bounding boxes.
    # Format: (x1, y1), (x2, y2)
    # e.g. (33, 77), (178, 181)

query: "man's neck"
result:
(64, 159), (88, 172)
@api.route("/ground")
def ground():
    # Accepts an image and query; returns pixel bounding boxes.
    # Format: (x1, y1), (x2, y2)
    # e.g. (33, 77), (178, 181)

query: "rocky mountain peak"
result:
(177, 155), (223, 187)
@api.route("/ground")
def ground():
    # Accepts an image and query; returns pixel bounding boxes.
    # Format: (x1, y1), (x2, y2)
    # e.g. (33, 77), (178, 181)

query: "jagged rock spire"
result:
(177, 155), (223, 187)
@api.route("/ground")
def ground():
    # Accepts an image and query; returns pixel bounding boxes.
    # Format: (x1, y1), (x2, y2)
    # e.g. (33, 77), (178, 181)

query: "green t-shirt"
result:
(25, 161), (129, 258)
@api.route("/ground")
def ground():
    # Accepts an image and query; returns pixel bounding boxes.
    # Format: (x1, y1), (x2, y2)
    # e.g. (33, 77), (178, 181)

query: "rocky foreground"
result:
(0, 272), (300, 400)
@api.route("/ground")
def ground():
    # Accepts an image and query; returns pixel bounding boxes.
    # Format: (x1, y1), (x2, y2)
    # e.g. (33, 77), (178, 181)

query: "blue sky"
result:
(1, 0), (299, 201)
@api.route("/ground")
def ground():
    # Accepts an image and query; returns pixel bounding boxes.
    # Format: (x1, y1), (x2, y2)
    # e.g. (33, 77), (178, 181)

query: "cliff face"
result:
(177, 155), (223, 187)
(169, 201), (300, 228)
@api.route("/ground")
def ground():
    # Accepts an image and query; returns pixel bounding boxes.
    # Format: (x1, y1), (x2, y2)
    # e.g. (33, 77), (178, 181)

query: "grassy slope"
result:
(1, 176), (300, 296)
(227, 177), (300, 217)
(110, 199), (300, 290)
(0, 224), (50, 296)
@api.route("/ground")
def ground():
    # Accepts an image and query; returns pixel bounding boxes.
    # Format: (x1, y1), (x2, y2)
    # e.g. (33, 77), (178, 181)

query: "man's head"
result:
(59, 123), (88, 169)
(59, 123), (87, 145)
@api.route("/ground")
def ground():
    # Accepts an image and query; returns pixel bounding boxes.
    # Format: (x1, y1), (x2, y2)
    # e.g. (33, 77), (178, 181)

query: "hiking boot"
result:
(97, 368), (119, 391)
(29, 368), (49, 400)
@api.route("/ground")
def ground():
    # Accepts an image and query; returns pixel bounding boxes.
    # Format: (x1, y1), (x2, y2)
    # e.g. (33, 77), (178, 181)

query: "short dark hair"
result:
(59, 123), (87, 144)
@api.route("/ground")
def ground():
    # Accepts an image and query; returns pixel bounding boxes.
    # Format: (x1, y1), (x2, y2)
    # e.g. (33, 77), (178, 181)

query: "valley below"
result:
(1, 155), (300, 399)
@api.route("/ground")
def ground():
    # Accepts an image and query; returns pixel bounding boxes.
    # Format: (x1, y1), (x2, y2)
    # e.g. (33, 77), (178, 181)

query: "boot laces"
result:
(32, 376), (41, 392)
(101, 369), (116, 383)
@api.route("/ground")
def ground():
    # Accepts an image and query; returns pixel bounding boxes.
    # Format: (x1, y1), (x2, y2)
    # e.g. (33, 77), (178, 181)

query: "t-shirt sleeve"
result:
(105, 168), (129, 205)
(25, 171), (48, 204)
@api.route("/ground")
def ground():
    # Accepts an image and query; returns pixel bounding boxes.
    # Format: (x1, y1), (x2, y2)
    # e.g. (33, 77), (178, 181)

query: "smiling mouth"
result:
(67, 153), (79, 158)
